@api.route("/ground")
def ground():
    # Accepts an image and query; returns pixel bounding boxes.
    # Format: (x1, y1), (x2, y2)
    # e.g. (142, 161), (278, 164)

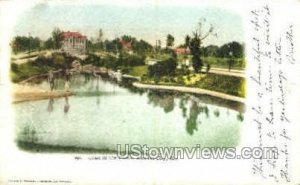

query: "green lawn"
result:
(128, 65), (148, 77)
(202, 56), (245, 70)
(142, 73), (246, 98)
(177, 54), (246, 70)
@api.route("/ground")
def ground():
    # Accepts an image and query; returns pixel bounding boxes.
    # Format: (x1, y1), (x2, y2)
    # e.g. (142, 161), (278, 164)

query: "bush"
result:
(195, 74), (246, 97)
(83, 54), (102, 66)
(148, 57), (177, 78)
(53, 54), (65, 66)
(11, 63), (18, 72)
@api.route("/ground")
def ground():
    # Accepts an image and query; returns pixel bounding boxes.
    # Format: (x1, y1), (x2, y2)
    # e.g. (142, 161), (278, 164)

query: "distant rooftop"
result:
(63, 31), (87, 39)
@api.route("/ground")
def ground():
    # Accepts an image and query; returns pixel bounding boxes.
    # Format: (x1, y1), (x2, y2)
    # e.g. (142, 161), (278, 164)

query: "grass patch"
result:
(10, 61), (49, 83)
(142, 73), (246, 98)
(203, 57), (246, 70)
(128, 65), (148, 77)
(193, 74), (246, 97)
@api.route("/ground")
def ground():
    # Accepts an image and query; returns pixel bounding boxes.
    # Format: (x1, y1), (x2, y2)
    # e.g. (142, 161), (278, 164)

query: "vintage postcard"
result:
(0, 0), (299, 184)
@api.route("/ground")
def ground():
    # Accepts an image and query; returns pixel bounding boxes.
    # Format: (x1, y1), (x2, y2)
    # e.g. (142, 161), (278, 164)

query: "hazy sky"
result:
(13, 3), (244, 46)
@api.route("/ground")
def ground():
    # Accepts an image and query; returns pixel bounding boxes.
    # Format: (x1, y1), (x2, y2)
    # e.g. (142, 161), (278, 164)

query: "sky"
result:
(13, 2), (244, 47)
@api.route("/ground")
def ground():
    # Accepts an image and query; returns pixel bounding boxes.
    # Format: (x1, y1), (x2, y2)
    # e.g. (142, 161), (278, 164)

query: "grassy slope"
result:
(11, 62), (49, 83)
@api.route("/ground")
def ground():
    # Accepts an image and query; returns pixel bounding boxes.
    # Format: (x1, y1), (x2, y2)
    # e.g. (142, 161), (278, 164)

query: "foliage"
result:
(148, 57), (177, 78)
(185, 35), (190, 49)
(194, 74), (246, 97)
(186, 19), (214, 73)
(202, 45), (219, 57)
(202, 57), (245, 69)
(122, 53), (145, 66)
(44, 38), (54, 49)
(82, 53), (102, 66)
(11, 52), (78, 82)
(189, 32), (202, 73)
(10, 61), (48, 82)
(166, 34), (175, 48)
(217, 42), (244, 58)
(52, 28), (64, 49)
(11, 63), (18, 72)
(128, 65), (148, 77)
(82, 53), (145, 70)
(53, 54), (65, 66)
(12, 36), (41, 53)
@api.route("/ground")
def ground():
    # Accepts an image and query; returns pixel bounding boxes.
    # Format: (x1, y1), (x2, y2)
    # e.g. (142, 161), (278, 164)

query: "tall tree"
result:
(44, 38), (54, 49)
(184, 35), (191, 53)
(185, 35), (190, 48)
(157, 40), (161, 50)
(52, 28), (63, 49)
(188, 20), (214, 73)
(166, 34), (175, 48)
(98, 29), (103, 43)
(96, 29), (104, 50)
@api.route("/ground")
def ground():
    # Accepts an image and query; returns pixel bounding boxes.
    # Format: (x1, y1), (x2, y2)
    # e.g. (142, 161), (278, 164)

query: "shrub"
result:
(11, 63), (18, 72)
(148, 57), (177, 78)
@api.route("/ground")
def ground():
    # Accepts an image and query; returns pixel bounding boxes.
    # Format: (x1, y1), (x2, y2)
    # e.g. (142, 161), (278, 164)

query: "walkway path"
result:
(133, 82), (245, 104)
(206, 67), (245, 78)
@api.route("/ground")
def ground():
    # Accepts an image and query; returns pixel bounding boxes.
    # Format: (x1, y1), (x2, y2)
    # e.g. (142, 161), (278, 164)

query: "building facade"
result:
(61, 31), (87, 54)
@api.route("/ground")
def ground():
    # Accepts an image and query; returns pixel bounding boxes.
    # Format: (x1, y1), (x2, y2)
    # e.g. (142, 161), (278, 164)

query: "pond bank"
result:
(13, 84), (74, 103)
(132, 82), (245, 104)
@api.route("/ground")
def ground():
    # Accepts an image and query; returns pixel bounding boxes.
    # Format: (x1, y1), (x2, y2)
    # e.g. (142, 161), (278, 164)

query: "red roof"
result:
(63, 31), (87, 39)
(174, 47), (190, 54)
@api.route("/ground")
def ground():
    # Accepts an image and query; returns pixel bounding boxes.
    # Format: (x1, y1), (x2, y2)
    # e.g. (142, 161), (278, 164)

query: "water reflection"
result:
(186, 100), (200, 135)
(21, 74), (246, 149)
(147, 91), (175, 113)
(47, 98), (54, 113)
(64, 96), (70, 114)
(214, 109), (220, 117)
(146, 92), (244, 136)
(94, 75), (101, 106)
(19, 124), (38, 143)
(237, 112), (244, 122)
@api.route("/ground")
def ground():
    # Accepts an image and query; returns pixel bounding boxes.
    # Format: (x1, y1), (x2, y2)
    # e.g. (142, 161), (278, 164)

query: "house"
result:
(61, 31), (87, 54)
(120, 40), (133, 54)
(174, 47), (190, 55)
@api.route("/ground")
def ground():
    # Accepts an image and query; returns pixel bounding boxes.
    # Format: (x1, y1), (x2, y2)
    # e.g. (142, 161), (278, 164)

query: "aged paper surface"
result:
(0, 0), (299, 184)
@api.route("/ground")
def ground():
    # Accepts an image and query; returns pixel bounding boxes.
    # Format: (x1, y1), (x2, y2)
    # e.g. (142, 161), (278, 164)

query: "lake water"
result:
(14, 74), (245, 153)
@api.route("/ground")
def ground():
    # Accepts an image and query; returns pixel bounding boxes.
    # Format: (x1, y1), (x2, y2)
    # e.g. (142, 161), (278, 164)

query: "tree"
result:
(98, 29), (103, 43)
(148, 57), (177, 78)
(95, 29), (104, 50)
(188, 19), (214, 73)
(184, 35), (190, 52)
(166, 34), (175, 48)
(52, 28), (63, 49)
(133, 39), (153, 54)
(227, 41), (244, 58)
(44, 38), (54, 49)
(217, 42), (244, 58)
(203, 45), (219, 57)
(189, 32), (202, 72)
(11, 36), (41, 53)
(157, 40), (161, 50)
